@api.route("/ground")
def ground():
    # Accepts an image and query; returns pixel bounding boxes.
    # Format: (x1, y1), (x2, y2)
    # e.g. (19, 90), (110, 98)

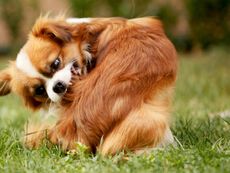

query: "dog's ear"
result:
(32, 18), (72, 45)
(71, 22), (105, 42)
(86, 23), (106, 36)
(0, 68), (12, 96)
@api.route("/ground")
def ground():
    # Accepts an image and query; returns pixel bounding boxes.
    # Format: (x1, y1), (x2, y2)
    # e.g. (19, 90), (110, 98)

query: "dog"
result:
(0, 16), (177, 155)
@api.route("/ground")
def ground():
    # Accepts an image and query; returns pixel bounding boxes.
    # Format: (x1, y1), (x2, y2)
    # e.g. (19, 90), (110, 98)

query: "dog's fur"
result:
(0, 17), (177, 155)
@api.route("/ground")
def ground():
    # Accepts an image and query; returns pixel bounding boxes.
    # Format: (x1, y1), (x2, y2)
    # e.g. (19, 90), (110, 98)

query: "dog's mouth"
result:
(71, 62), (82, 76)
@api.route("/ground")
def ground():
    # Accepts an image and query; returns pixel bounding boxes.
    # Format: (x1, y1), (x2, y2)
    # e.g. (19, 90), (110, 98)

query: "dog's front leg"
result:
(24, 121), (53, 149)
(48, 116), (78, 150)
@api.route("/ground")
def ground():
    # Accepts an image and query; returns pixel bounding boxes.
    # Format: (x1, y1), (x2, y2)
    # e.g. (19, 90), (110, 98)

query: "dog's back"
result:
(60, 17), (177, 154)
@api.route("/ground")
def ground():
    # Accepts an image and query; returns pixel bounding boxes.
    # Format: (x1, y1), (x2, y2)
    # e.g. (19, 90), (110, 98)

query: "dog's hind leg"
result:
(99, 102), (172, 155)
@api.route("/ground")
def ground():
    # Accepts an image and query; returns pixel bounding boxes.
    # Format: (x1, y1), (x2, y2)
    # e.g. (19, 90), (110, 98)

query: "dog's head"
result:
(0, 17), (96, 110)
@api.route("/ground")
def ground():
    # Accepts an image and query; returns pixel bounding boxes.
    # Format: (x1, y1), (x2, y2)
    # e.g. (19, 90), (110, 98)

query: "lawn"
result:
(0, 48), (229, 173)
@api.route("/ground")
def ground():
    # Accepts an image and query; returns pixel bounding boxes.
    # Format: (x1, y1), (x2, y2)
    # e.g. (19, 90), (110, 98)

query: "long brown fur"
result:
(48, 17), (177, 155)
(0, 17), (177, 155)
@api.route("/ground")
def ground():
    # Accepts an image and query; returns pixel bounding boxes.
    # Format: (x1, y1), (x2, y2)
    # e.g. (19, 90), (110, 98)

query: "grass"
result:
(0, 48), (230, 173)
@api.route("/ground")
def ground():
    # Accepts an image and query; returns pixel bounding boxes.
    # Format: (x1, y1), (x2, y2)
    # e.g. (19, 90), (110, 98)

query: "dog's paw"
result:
(48, 122), (77, 150)
(24, 129), (49, 149)
(23, 122), (51, 149)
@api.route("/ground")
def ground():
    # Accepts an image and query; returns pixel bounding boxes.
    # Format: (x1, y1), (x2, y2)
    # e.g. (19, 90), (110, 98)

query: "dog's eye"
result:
(50, 58), (60, 71)
(34, 85), (46, 96)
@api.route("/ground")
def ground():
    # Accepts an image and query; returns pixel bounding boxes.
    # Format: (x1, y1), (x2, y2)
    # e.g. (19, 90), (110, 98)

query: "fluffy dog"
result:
(0, 16), (177, 155)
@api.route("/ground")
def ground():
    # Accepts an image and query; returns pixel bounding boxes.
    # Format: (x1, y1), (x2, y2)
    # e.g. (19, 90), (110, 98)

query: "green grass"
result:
(0, 48), (230, 173)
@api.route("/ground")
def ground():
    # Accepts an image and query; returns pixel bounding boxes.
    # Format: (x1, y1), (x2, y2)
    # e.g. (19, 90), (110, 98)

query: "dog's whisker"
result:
(0, 81), (7, 92)
(25, 129), (49, 136)
(45, 98), (50, 105)
(47, 100), (53, 115)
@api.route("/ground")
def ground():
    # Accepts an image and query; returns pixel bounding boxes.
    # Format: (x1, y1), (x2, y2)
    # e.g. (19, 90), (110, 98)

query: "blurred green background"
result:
(0, 0), (229, 55)
(0, 1), (230, 172)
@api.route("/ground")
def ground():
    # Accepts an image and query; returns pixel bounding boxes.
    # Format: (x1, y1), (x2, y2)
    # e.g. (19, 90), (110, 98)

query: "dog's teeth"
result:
(71, 67), (78, 75)
(71, 66), (82, 76)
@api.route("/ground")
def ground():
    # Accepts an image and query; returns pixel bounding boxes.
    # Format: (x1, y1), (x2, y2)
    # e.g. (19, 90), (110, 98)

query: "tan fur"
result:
(99, 89), (170, 155)
(0, 16), (177, 155)
(0, 68), (12, 95)
(24, 122), (50, 148)
(0, 63), (49, 109)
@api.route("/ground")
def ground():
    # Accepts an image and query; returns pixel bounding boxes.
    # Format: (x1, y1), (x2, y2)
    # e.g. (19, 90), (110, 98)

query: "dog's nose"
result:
(53, 81), (67, 94)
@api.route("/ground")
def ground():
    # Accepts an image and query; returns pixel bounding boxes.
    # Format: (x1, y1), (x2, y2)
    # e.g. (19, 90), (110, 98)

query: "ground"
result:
(0, 48), (229, 173)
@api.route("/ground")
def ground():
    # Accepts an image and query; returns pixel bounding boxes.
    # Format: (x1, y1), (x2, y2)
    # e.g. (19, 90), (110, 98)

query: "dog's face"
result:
(0, 17), (93, 110)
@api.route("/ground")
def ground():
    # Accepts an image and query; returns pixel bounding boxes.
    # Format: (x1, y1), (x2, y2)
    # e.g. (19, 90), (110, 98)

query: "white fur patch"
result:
(82, 43), (92, 61)
(157, 127), (176, 147)
(135, 128), (175, 155)
(16, 50), (46, 79)
(81, 43), (92, 75)
(66, 18), (91, 24)
(46, 62), (73, 102)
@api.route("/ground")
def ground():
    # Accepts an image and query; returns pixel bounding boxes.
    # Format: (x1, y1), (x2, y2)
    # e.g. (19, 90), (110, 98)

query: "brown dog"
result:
(0, 16), (177, 155)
